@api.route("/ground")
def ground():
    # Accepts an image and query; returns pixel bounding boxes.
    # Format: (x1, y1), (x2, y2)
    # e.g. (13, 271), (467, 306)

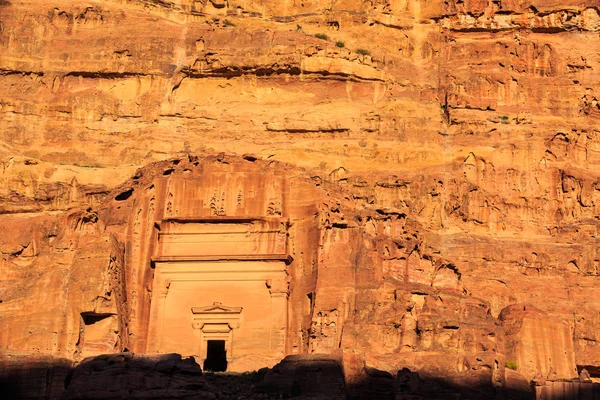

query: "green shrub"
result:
(356, 48), (370, 56)
(223, 19), (235, 27)
(505, 361), (517, 370)
(335, 41), (345, 48)
(314, 33), (328, 40)
(499, 115), (509, 124)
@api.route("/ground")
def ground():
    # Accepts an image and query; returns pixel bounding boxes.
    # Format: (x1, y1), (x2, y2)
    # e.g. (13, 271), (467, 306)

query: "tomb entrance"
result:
(135, 168), (324, 372)
(204, 340), (227, 372)
(147, 216), (290, 371)
(192, 302), (242, 371)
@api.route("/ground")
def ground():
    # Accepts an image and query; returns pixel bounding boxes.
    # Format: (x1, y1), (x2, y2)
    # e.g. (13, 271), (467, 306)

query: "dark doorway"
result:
(203, 340), (227, 372)
(81, 312), (112, 325)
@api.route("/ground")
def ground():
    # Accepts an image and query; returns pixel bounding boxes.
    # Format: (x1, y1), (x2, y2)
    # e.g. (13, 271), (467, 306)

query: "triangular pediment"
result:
(191, 302), (243, 315)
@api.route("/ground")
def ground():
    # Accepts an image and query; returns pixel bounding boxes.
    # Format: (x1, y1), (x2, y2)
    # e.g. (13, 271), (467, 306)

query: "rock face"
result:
(261, 354), (346, 399)
(1, 0), (600, 399)
(0, 355), (72, 400)
(63, 353), (214, 400)
(500, 304), (578, 382)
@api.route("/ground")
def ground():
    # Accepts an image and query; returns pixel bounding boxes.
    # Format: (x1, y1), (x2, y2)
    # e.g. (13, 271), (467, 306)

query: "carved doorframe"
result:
(192, 302), (243, 362)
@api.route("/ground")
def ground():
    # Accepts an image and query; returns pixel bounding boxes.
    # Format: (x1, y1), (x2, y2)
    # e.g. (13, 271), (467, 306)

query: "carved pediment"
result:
(191, 302), (243, 315)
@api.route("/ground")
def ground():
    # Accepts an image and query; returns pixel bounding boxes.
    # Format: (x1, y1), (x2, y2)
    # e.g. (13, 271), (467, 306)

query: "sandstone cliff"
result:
(1, 0), (600, 399)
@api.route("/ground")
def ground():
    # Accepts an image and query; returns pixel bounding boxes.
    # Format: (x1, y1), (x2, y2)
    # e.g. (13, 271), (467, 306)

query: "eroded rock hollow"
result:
(1, 0), (600, 399)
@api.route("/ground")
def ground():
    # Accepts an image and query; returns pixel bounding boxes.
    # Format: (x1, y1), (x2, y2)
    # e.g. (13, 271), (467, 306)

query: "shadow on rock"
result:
(1, 353), (600, 400)
(63, 353), (214, 400)
(0, 356), (72, 400)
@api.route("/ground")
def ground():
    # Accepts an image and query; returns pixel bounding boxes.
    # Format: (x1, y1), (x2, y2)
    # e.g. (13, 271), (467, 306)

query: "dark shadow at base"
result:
(1, 354), (600, 400)
(346, 367), (515, 400)
(344, 366), (600, 400)
(0, 358), (72, 400)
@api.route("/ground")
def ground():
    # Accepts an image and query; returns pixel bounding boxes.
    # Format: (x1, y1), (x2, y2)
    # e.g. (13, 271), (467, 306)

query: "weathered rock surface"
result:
(2, 0), (600, 399)
(260, 354), (346, 399)
(500, 304), (578, 382)
(0, 355), (72, 400)
(63, 353), (214, 400)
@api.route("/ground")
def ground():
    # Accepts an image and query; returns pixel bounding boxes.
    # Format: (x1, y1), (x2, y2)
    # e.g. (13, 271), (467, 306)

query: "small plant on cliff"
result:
(314, 33), (329, 40)
(499, 115), (509, 124)
(505, 361), (518, 370)
(223, 19), (235, 27)
(356, 48), (370, 56)
(335, 41), (345, 48)
(297, 24), (303, 31)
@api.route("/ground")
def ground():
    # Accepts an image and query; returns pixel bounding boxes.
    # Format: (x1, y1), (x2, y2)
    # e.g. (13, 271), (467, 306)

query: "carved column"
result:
(268, 278), (289, 355)
(146, 276), (170, 352)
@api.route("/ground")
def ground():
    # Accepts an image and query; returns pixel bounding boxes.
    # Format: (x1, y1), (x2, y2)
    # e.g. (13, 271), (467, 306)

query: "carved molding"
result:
(153, 217), (289, 262)
(192, 302), (243, 315)
(191, 302), (243, 330)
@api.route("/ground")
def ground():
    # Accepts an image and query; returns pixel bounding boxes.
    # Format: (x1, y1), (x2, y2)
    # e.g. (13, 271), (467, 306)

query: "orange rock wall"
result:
(0, 210), (126, 360)
(501, 305), (578, 381)
(1, 0), (600, 395)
